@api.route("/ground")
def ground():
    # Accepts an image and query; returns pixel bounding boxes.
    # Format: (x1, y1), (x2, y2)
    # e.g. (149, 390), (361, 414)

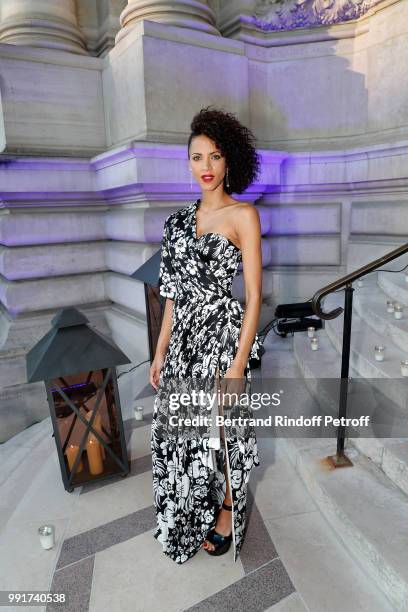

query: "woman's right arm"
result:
(149, 217), (177, 389)
(150, 297), (173, 390)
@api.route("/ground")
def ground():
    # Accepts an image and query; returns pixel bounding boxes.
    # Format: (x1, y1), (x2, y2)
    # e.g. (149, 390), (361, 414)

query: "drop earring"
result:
(189, 167), (193, 191)
(225, 168), (230, 189)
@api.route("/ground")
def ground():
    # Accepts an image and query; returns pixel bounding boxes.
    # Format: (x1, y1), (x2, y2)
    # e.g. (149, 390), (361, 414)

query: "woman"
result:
(149, 106), (263, 564)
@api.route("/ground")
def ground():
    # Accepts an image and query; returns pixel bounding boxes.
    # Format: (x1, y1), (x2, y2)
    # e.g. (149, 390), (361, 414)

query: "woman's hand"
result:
(150, 353), (166, 390)
(220, 362), (246, 405)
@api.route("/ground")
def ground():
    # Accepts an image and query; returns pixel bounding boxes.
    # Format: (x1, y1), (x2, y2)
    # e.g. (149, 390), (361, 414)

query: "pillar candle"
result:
(85, 411), (106, 460)
(65, 444), (83, 473)
(86, 438), (104, 475)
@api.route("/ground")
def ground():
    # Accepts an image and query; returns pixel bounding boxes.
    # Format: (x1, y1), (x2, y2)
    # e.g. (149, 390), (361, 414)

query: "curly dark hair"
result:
(187, 106), (261, 195)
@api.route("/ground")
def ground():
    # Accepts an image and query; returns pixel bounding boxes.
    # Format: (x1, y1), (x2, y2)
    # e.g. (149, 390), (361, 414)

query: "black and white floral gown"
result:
(150, 197), (263, 564)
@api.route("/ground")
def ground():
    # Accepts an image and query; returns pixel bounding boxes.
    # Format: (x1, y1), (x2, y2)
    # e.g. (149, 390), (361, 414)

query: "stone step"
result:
(0, 421), (56, 536)
(280, 436), (408, 611)
(324, 293), (408, 412)
(353, 276), (408, 353)
(0, 418), (52, 475)
(0, 347), (29, 387)
(378, 270), (408, 307)
(294, 330), (408, 497)
(0, 380), (48, 443)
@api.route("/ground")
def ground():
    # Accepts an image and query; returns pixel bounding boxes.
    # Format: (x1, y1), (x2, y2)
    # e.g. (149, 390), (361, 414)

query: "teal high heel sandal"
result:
(204, 501), (233, 556)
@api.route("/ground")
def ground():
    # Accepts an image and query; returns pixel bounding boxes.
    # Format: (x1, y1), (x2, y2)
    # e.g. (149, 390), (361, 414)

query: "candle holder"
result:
(386, 300), (394, 313)
(38, 525), (55, 550)
(133, 405), (144, 421)
(374, 346), (385, 362)
(26, 307), (131, 492)
(394, 304), (403, 320)
(311, 337), (319, 351)
(401, 360), (408, 377)
(307, 326), (315, 339)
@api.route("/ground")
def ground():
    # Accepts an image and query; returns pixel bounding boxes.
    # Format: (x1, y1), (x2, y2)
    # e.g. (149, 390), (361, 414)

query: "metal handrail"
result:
(311, 242), (408, 320)
(308, 240), (408, 468)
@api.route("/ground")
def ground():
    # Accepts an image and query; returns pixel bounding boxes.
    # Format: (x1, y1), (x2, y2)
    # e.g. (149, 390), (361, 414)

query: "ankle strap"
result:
(222, 501), (232, 511)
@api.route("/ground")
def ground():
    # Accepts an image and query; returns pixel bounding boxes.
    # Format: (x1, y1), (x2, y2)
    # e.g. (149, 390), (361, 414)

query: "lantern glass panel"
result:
(50, 368), (124, 485)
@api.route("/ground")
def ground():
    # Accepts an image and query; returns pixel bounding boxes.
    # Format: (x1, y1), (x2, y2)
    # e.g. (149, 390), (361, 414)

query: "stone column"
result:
(0, 0), (87, 55)
(115, 0), (220, 45)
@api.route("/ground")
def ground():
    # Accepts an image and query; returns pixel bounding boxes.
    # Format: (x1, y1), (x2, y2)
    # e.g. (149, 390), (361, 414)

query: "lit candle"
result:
(386, 300), (394, 313)
(86, 438), (104, 475)
(65, 444), (83, 473)
(38, 525), (55, 550)
(311, 337), (319, 351)
(374, 346), (385, 361)
(133, 405), (144, 421)
(357, 279), (364, 287)
(85, 412), (105, 460)
(394, 304), (403, 320)
(401, 360), (408, 377)
(405, 273), (408, 283)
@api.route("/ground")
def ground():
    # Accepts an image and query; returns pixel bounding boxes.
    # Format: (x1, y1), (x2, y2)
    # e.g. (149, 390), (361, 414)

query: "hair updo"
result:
(187, 106), (261, 195)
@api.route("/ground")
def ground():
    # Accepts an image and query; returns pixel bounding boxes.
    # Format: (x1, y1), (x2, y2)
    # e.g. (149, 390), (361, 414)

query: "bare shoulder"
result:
(231, 201), (260, 230)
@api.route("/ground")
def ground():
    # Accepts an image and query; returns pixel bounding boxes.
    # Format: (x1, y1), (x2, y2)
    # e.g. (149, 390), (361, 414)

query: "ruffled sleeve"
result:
(158, 220), (177, 300)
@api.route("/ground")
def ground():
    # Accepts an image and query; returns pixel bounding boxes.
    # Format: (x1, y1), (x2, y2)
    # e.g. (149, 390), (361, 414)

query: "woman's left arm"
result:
(229, 204), (263, 376)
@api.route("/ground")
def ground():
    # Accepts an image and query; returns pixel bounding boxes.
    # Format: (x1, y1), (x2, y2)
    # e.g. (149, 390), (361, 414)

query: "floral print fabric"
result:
(151, 198), (262, 564)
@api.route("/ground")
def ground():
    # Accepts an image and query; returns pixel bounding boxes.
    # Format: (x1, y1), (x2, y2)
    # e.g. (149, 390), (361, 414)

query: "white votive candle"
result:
(357, 279), (364, 287)
(133, 405), (144, 421)
(401, 360), (408, 377)
(394, 304), (403, 320)
(38, 525), (55, 550)
(386, 300), (394, 313)
(307, 326), (315, 338)
(405, 273), (408, 283)
(374, 346), (385, 362)
(311, 338), (319, 351)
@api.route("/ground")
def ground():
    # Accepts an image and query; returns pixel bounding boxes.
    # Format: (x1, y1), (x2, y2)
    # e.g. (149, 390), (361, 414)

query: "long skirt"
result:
(150, 364), (260, 564)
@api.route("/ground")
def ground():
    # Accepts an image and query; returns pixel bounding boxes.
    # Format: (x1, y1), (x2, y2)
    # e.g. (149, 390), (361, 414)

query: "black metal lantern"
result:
(26, 307), (131, 492)
(131, 248), (164, 364)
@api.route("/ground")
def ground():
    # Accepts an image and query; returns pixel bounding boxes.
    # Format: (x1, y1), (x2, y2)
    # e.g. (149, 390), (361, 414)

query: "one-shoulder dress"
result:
(150, 197), (263, 564)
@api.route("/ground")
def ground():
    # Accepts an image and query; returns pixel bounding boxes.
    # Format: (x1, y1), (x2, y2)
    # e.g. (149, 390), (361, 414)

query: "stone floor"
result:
(0, 333), (396, 612)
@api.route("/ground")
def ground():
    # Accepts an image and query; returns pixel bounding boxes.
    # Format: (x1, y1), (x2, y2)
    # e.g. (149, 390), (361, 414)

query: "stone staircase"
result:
(0, 417), (54, 537)
(289, 267), (408, 610)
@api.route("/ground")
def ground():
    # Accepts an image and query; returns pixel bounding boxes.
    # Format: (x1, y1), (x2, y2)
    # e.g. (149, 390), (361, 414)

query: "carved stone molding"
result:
(253, 0), (384, 30)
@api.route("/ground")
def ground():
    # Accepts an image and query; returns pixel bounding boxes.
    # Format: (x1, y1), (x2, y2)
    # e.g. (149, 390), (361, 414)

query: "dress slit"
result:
(215, 363), (237, 560)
